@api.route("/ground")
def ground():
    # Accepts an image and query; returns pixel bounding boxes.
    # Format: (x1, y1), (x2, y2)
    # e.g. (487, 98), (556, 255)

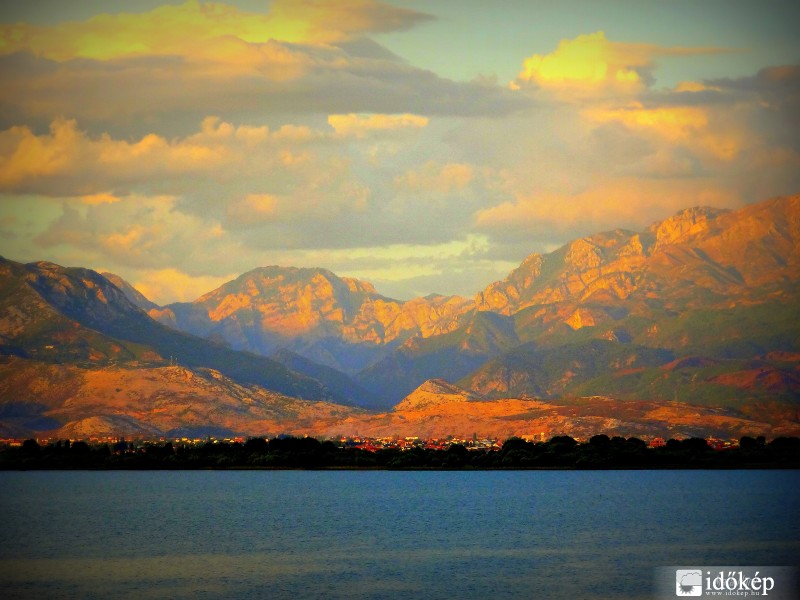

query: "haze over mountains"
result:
(1, 195), (799, 440)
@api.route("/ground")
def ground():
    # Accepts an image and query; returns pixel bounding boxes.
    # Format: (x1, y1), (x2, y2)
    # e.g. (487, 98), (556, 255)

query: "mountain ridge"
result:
(0, 257), (338, 402)
(2, 193), (799, 438)
(62, 194), (800, 412)
(151, 265), (473, 372)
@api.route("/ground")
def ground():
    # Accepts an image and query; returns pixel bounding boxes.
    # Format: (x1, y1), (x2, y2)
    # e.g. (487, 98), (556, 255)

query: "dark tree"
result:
(244, 437), (268, 454)
(21, 439), (40, 454)
(548, 436), (578, 453)
(502, 437), (535, 453)
(71, 441), (91, 454)
(681, 438), (710, 453)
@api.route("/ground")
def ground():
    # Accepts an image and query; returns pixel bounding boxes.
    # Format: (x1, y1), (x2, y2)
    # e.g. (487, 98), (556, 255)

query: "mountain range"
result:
(1, 194), (799, 440)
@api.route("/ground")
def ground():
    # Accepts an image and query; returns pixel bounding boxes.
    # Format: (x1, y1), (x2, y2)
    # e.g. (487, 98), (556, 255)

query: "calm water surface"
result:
(1, 470), (798, 599)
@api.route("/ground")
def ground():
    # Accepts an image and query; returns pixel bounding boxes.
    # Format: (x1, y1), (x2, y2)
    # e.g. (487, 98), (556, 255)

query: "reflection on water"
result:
(1, 470), (798, 600)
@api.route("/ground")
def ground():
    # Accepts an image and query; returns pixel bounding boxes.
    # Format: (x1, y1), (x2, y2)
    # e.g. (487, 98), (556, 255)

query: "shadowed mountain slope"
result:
(0, 258), (334, 402)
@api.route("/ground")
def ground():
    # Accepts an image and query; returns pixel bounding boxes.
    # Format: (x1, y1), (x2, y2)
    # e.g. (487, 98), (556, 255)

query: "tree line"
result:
(2, 434), (799, 470)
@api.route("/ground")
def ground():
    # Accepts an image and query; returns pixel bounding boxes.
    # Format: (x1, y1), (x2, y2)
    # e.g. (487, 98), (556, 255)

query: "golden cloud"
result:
(0, 118), (228, 192)
(81, 192), (121, 205)
(328, 113), (429, 138)
(511, 31), (732, 98)
(674, 81), (722, 93)
(513, 32), (644, 93)
(269, 0), (432, 41)
(395, 161), (474, 194)
(0, 121), (77, 185)
(0, 2), (288, 62)
(0, 117), (328, 195)
(585, 103), (744, 160)
(133, 268), (238, 305)
(475, 177), (741, 238)
(226, 193), (282, 225)
(34, 194), (235, 272)
(0, 0), (429, 63)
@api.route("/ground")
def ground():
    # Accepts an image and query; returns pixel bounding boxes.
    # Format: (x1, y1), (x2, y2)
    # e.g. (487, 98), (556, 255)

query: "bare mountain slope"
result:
(153, 266), (472, 372)
(0, 257), (335, 402)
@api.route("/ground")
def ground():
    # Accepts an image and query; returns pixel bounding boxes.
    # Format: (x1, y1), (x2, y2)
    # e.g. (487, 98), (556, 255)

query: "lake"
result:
(1, 470), (798, 599)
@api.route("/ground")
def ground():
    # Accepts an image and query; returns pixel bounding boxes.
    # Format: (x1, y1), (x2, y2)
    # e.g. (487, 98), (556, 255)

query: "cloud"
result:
(240, 234), (513, 299)
(225, 193), (282, 225)
(584, 103), (744, 160)
(0, 116), (331, 197)
(0, 2), (516, 135)
(674, 81), (722, 93)
(474, 177), (743, 249)
(270, 0), (433, 42)
(0, 6), (797, 305)
(511, 31), (732, 98)
(394, 161), (474, 194)
(0, 118), (228, 194)
(32, 195), (230, 271)
(328, 113), (429, 138)
(132, 268), (238, 305)
(512, 31), (645, 95)
(0, 0), (431, 62)
(0, 45), (521, 138)
(81, 192), (121, 205)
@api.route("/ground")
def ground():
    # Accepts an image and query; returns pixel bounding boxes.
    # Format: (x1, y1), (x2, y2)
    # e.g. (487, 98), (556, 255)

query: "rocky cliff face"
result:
(474, 229), (652, 314)
(475, 196), (799, 318)
(156, 266), (473, 369)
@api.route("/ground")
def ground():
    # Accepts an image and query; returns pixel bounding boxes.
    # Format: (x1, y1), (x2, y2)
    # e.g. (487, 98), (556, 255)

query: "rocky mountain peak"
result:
(102, 272), (159, 311)
(24, 262), (143, 326)
(153, 264), (472, 360)
(564, 238), (604, 270)
(394, 378), (482, 411)
(418, 378), (467, 395)
(651, 206), (726, 251)
(341, 276), (377, 295)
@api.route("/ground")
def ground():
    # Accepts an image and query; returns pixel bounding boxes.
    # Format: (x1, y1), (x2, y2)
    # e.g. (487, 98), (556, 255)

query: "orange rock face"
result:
(0, 357), (362, 438)
(474, 195), (800, 317)
(173, 266), (474, 348)
(3, 196), (799, 440)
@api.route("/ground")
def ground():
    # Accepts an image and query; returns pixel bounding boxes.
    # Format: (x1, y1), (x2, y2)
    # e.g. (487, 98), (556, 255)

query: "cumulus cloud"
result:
(0, 115), (336, 197)
(511, 31), (732, 99)
(0, 118), (228, 194)
(328, 113), (429, 138)
(584, 103), (745, 160)
(32, 195), (226, 270)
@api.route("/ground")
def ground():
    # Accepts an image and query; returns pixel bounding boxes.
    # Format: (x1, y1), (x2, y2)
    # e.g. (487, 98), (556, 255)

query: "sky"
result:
(0, 0), (798, 304)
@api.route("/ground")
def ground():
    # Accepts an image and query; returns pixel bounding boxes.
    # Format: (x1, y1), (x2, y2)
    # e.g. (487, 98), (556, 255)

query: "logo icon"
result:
(675, 570), (703, 596)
